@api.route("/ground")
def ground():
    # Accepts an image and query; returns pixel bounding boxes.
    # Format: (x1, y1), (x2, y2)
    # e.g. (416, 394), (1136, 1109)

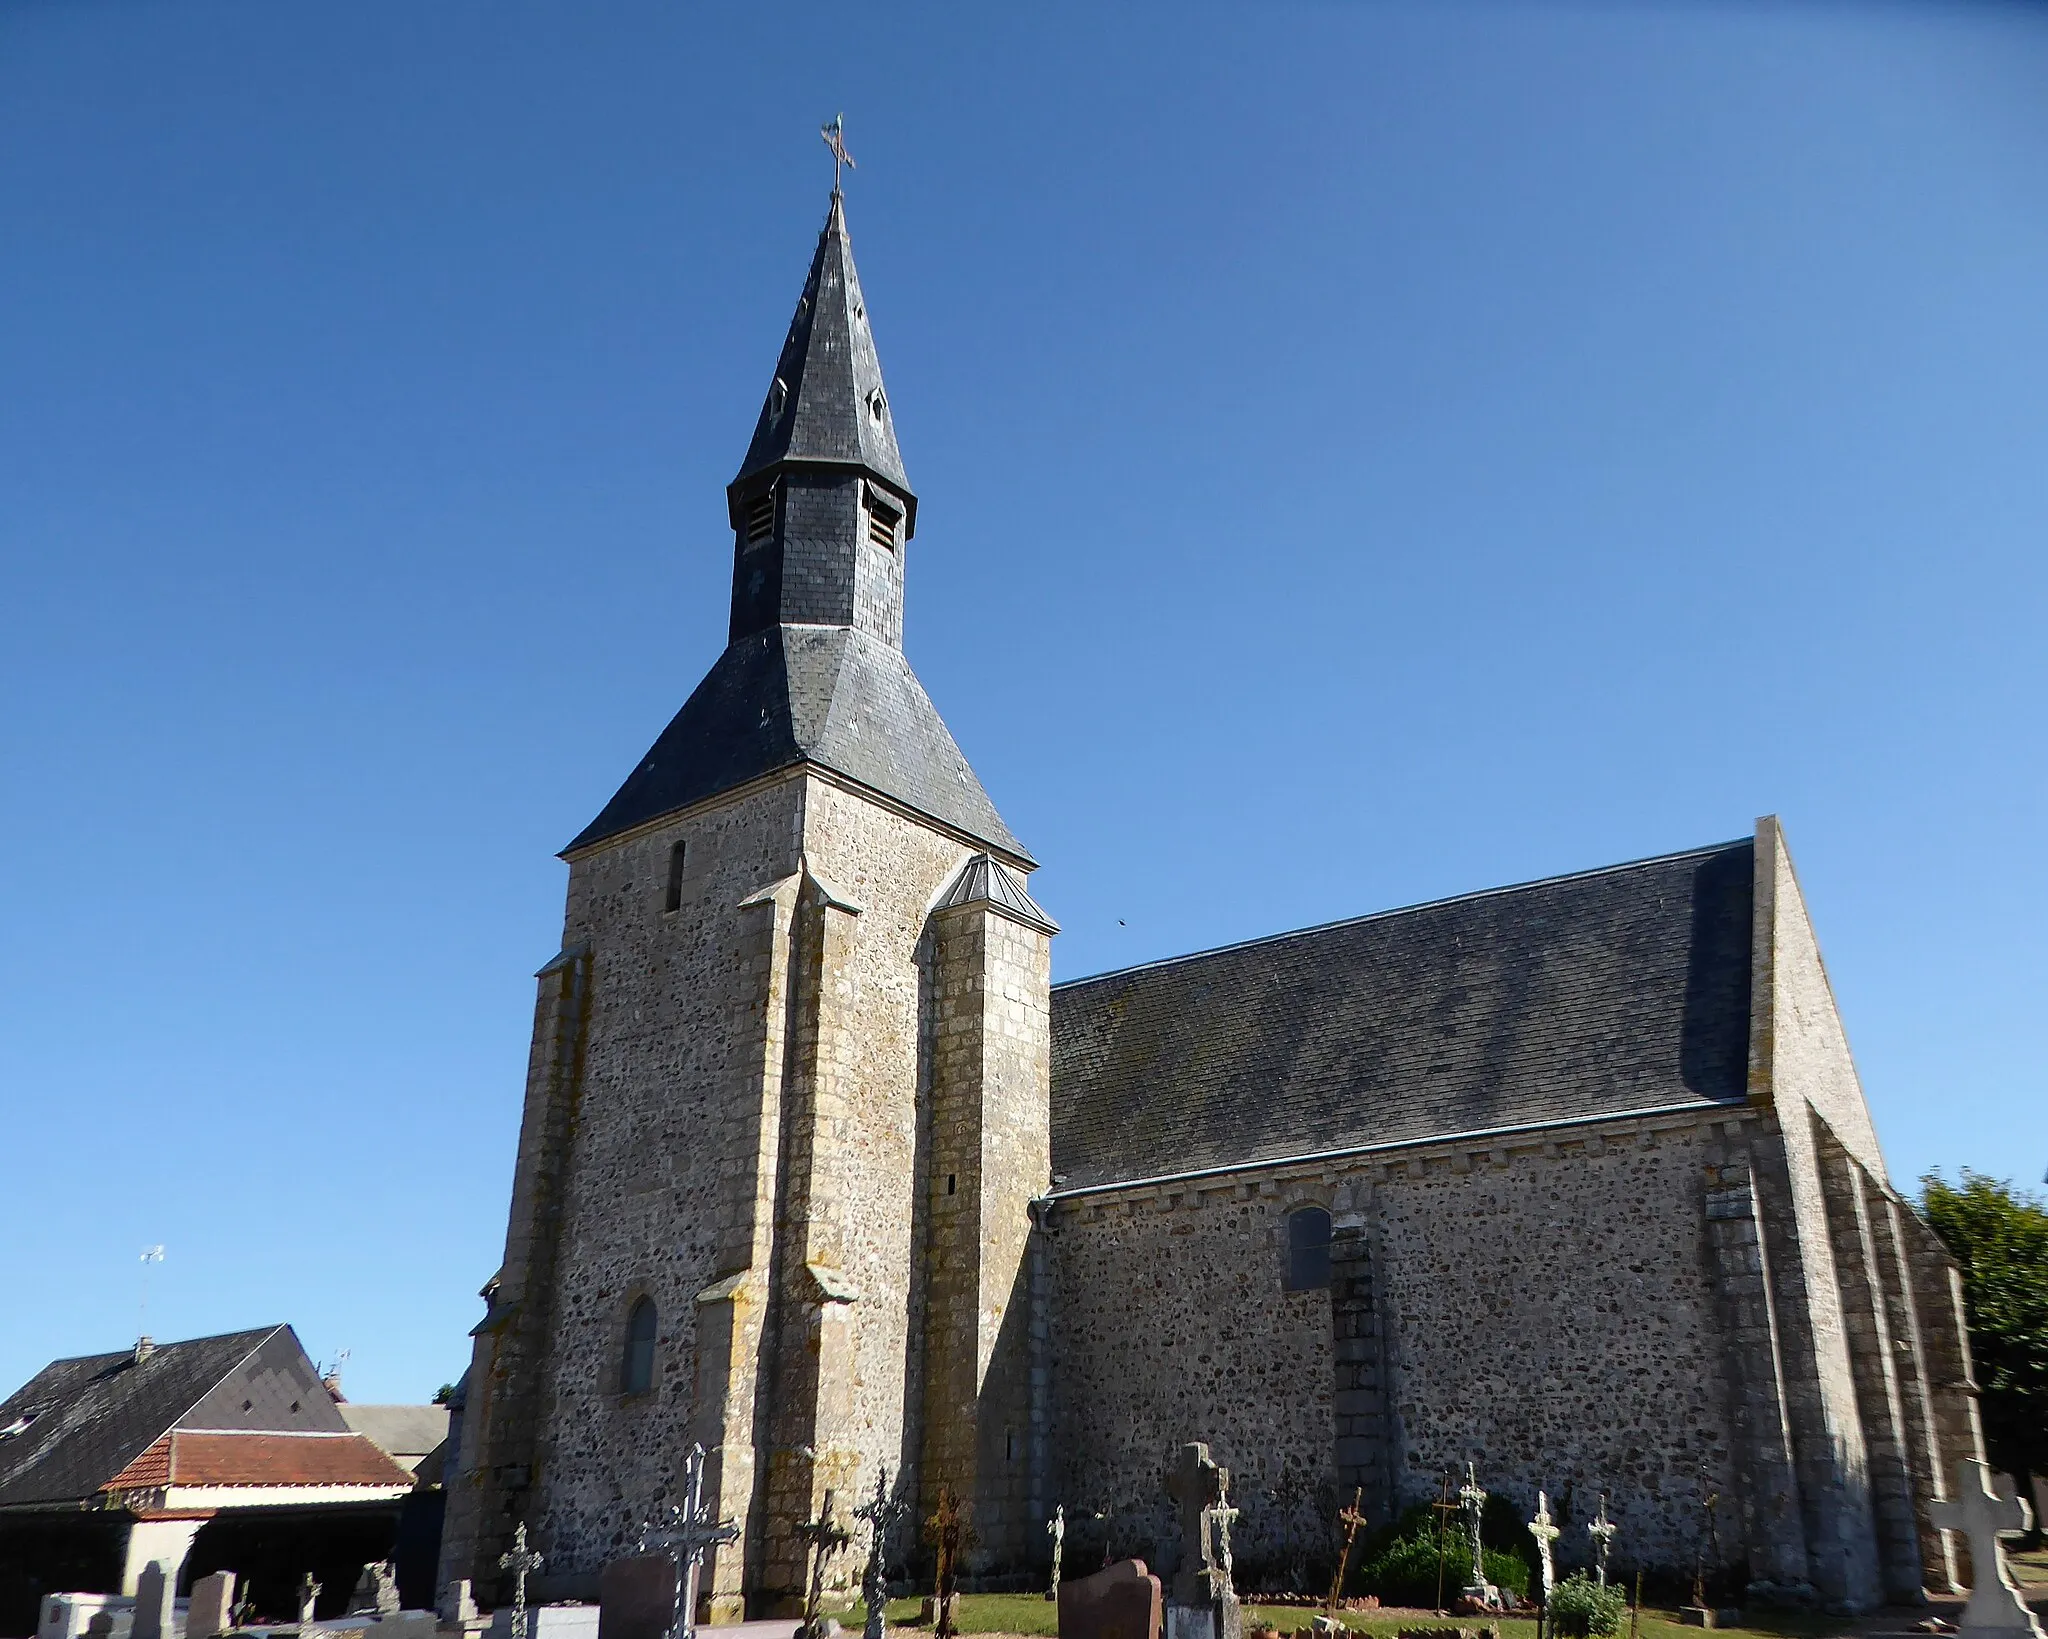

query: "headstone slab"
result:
(134, 1563), (174, 1639)
(188, 1572), (237, 1639)
(350, 1562), (402, 1618)
(1059, 1558), (1163, 1639)
(597, 1552), (677, 1639)
(441, 1580), (481, 1627)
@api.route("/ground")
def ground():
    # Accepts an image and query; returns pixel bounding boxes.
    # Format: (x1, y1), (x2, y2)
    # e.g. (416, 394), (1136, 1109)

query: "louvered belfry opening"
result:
(866, 489), (900, 551)
(745, 488), (776, 545)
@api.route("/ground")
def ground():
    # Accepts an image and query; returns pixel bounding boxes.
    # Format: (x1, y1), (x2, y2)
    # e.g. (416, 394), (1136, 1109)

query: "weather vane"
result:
(821, 114), (856, 194)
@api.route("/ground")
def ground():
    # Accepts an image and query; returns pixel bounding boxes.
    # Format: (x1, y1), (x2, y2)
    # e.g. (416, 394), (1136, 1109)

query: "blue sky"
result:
(2, 0), (2043, 1404)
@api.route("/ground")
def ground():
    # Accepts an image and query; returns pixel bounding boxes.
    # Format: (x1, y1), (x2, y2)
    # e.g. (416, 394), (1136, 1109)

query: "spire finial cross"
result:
(821, 115), (856, 195)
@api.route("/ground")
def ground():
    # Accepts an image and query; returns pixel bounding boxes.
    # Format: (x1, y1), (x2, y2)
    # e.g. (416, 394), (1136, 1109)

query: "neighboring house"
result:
(0, 1328), (415, 1634)
(337, 1407), (450, 1479)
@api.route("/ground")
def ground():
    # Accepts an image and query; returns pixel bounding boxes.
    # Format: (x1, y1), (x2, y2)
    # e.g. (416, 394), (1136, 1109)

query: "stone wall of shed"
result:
(1046, 1112), (1756, 1585)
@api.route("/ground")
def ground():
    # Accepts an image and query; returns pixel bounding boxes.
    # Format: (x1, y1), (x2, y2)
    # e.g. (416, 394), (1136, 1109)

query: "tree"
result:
(1920, 1170), (2048, 1487)
(433, 1382), (460, 1406)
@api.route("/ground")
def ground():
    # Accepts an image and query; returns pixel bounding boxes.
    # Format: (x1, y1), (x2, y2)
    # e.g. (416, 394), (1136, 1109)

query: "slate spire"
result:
(565, 192), (1030, 865)
(731, 192), (912, 505)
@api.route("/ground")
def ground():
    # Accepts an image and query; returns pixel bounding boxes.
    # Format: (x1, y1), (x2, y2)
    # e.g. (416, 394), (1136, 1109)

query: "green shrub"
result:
(1353, 1532), (1530, 1608)
(1546, 1573), (1626, 1637)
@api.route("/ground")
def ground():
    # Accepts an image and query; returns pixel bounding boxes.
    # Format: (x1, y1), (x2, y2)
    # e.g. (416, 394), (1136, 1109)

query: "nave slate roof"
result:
(1047, 838), (1755, 1193)
(0, 1325), (393, 1510)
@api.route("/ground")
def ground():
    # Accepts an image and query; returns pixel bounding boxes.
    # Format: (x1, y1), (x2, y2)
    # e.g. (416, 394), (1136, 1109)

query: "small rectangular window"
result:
(745, 490), (776, 544)
(866, 493), (900, 551)
(663, 841), (686, 913)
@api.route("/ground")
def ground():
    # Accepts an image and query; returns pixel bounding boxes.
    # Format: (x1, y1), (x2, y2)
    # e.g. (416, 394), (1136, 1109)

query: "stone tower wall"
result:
(462, 767), (1048, 1611)
(920, 901), (1053, 1570)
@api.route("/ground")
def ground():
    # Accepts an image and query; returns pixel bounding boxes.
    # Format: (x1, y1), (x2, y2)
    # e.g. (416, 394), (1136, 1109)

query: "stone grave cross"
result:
(1587, 1496), (1618, 1589)
(796, 1489), (853, 1639)
(1929, 1459), (2046, 1639)
(1325, 1489), (1368, 1618)
(1458, 1465), (1495, 1605)
(854, 1465), (910, 1639)
(1166, 1443), (1229, 1603)
(1205, 1494), (1240, 1586)
(1046, 1505), (1066, 1603)
(1527, 1492), (1560, 1606)
(500, 1524), (545, 1639)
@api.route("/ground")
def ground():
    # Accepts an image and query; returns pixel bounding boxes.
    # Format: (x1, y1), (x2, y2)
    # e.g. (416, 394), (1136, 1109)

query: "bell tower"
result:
(441, 189), (1056, 1617)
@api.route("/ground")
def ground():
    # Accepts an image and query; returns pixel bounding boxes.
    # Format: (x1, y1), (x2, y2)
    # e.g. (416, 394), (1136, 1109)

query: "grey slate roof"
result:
(1049, 839), (1755, 1192)
(0, 1325), (345, 1510)
(566, 624), (1030, 862)
(934, 853), (1060, 934)
(733, 192), (910, 499)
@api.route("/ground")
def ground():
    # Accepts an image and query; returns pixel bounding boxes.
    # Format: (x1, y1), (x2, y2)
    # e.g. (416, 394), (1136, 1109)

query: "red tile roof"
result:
(103, 1431), (412, 1492)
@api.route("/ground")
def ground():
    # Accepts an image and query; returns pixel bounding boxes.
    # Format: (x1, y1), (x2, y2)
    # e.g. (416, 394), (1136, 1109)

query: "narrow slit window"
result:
(866, 493), (900, 551)
(663, 841), (686, 913)
(1285, 1206), (1333, 1291)
(621, 1297), (657, 1394)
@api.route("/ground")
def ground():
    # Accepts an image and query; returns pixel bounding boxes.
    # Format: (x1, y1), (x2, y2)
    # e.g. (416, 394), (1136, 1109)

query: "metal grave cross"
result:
(1046, 1505), (1066, 1602)
(499, 1524), (545, 1639)
(1587, 1495), (1618, 1589)
(1327, 1488), (1368, 1616)
(1527, 1491), (1561, 1605)
(797, 1489), (853, 1639)
(855, 1465), (911, 1639)
(637, 1446), (740, 1639)
(1929, 1459), (2046, 1639)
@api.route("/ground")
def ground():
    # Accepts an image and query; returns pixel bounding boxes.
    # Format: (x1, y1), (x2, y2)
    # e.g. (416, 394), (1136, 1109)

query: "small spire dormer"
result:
(727, 193), (917, 649)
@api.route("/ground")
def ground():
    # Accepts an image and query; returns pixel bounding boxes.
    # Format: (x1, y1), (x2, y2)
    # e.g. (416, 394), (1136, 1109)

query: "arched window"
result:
(621, 1297), (657, 1394)
(1285, 1206), (1332, 1291)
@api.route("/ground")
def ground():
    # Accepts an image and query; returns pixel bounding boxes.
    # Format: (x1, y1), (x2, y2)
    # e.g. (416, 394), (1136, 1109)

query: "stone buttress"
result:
(439, 190), (1054, 1615)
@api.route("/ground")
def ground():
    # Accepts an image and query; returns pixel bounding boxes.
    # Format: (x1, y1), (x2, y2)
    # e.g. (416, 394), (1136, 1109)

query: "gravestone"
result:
(133, 1563), (173, 1639)
(1929, 1460), (2046, 1639)
(440, 1580), (482, 1629)
(1059, 1559), (1162, 1639)
(188, 1573), (237, 1639)
(351, 1562), (402, 1619)
(597, 1553), (676, 1639)
(299, 1574), (323, 1628)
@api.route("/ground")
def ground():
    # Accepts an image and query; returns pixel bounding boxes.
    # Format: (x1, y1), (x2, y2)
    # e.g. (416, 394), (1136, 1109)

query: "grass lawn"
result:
(841, 1594), (1862, 1639)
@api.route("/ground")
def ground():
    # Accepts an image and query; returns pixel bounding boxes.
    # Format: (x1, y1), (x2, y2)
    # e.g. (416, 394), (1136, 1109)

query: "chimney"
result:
(133, 1336), (155, 1366)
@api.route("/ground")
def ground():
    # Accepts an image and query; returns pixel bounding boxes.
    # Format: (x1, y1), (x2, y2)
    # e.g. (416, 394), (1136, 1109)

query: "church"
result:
(438, 190), (1985, 1619)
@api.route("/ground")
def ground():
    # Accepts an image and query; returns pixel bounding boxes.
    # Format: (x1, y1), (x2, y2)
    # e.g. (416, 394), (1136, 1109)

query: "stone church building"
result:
(439, 192), (1984, 1618)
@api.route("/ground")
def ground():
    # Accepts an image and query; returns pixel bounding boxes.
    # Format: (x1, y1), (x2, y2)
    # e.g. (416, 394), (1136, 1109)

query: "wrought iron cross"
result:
(854, 1465), (910, 1639)
(638, 1445), (741, 1639)
(499, 1523), (545, 1639)
(797, 1489), (853, 1639)
(1046, 1505), (1066, 1602)
(1588, 1495), (1618, 1588)
(821, 115), (856, 194)
(1326, 1488), (1367, 1616)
